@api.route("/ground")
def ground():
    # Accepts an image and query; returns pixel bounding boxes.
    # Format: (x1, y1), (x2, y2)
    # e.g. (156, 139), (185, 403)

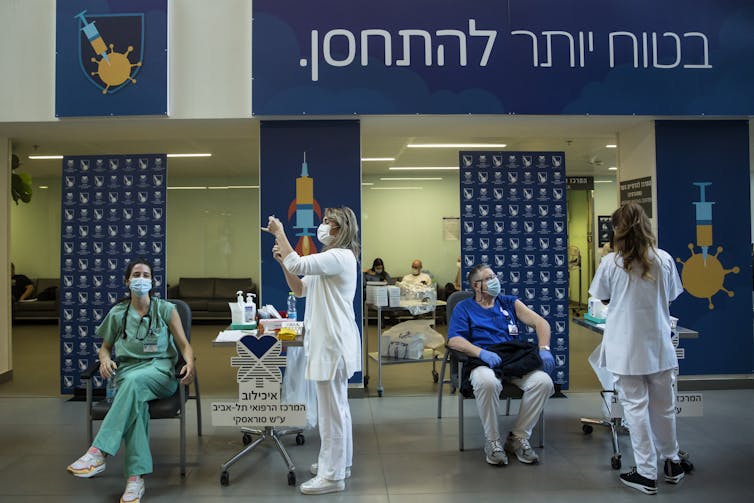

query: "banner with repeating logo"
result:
(55, 0), (168, 117)
(60, 155), (167, 395)
(253, 0), (754, 115)
(459, 152), (569, 389)
(259, 120), (363, 385)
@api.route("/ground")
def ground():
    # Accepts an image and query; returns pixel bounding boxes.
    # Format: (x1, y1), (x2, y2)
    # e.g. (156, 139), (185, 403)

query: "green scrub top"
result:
(96, 297), (179, 371)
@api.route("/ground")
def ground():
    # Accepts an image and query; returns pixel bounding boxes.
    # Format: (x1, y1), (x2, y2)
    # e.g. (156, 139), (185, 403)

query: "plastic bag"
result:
(281, 347), (317, 430)
(383, 319), (445, 350)
(399, 283), (437, 315)
(380, 332), (425, 359)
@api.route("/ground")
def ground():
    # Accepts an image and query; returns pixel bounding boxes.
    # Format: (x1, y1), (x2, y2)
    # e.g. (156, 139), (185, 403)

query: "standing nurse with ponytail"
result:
(67, 258), (195, 503)
(263, 207), (361, 496)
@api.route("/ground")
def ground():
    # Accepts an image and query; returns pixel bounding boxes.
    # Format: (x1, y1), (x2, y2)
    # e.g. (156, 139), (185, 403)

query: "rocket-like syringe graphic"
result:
(75, 10), (111, 64)
(288, 153), (322, 256)
(692, 182), (714, 263)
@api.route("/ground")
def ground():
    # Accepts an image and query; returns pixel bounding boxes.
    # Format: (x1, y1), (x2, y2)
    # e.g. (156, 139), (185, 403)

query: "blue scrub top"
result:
(448, 294), (520, 349)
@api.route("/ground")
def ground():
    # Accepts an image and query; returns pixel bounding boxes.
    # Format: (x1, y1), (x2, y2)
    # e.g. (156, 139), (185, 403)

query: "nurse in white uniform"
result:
(263, 207), (361, 495)
(589, 202), (686, 495)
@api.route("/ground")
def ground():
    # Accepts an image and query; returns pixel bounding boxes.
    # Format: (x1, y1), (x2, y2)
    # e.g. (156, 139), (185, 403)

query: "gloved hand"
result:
(479, 349), (502, 368)
(539, 349), (555, 375)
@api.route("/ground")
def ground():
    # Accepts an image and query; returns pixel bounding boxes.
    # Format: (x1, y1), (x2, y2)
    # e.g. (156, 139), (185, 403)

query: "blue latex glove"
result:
(540, 349), (555, 375)
(479, 349), (502, 368)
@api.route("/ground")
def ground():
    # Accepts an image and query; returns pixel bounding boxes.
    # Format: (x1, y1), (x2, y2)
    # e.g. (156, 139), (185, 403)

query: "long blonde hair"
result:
(323, 206), (360, 257)
(612, 202), (657, 280)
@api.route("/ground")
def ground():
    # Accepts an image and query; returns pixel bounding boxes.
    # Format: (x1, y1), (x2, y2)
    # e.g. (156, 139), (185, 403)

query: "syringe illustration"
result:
(287, 153), (322, 256)
(75, 10), (110, 64)
(692, 182), (714, 263)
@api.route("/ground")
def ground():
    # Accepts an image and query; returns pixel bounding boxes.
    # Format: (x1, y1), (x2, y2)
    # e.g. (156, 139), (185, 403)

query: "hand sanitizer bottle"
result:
(286, 292), (297, 320)
(245, 293), (257, 323)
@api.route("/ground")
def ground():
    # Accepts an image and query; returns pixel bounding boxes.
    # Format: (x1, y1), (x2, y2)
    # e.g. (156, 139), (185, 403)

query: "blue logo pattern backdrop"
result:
(459, 152), (569, 389)
(59, 154), (167, 394)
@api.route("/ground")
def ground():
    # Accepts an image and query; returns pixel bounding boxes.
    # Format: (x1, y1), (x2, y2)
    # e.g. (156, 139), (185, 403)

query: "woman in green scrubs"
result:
(67, 259), (195, 503)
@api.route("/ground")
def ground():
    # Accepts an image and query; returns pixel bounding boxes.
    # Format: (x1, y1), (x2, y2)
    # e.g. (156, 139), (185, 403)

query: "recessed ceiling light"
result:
(167, 186), (208, 190)
(407, 143), (507, 149)
(594, 180), (614, 183)
(361, 182), (374, 186)
(167, 153), (212, 158)
(361, 157), (395, 162)
(38, 185), (49, 189)
(370, 186), (424, 190)
(379, 177), (442, 181)
(605, 144), (617, 149)
(28, 155), (63, 160)
(389, 166), (458, 171)
(608, 166), (618, 171)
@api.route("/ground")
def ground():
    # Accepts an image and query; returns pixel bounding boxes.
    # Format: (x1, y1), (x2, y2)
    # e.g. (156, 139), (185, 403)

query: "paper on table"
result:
(214, 329), (257, 343)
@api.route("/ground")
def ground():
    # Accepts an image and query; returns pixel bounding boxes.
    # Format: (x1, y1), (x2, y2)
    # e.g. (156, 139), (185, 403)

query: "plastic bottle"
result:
(286, 292), (297, 320)
(245, 293), (257, 323)
(106, 371), (118, 403)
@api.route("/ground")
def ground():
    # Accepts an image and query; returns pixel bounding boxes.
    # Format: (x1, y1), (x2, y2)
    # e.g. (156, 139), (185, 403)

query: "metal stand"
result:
(580, 390), (626, 469)
(220, 426), (305, 487)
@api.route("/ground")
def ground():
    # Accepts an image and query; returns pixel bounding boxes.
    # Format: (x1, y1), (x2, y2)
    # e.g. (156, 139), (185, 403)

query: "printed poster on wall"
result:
(259, 120), (363, 385)
(459, 152), (570, 389)
(60, 154), (167, 395)
(55, 0), (168, 117)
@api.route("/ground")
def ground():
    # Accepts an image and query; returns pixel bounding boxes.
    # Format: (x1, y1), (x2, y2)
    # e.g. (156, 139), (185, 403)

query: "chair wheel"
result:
(611, 456), (621, 470)
(296, 433), (305, 445)
(220, 471), (230, 486)
(582, 424), (593, 434)
(242, 433), (253, 445)
(432, 370), (439, 383)
(288, 471), (296, 486)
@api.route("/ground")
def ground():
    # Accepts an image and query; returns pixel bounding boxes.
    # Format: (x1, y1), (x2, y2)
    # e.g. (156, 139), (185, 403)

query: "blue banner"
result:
(253, 0), (754, 115)
(459, 152), (570, 389)
(56, 0), (167, 117)
(259, 120), (363, 384)
(60, 154), (167, 394)
(656, 120), (753, 376)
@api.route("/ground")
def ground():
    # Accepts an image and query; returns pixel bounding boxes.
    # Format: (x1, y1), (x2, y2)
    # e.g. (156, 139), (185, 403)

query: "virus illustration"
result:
(674, 182), (739, 310)
(90, 44), (142, 94)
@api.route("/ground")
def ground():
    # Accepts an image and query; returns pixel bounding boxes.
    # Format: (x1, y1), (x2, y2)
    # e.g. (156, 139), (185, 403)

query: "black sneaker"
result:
(664, 459), (685, 484)
(619, 467), (657, 495)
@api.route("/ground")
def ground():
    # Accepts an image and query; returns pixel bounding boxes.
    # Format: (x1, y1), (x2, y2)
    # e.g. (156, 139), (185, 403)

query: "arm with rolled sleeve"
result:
(514, 299), (555, 373)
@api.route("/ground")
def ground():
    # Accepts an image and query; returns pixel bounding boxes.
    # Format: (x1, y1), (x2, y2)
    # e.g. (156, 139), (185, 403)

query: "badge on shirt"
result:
(143, 330), (159, 353)
(508, 323), (519, 336)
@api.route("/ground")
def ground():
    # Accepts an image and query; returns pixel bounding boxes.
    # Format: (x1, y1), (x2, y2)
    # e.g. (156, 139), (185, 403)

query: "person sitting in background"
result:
(67, 258), (195, 503)
(400, 259), (432, 286)
(11, 263), (34, 301)
(364, 258), (392, 284)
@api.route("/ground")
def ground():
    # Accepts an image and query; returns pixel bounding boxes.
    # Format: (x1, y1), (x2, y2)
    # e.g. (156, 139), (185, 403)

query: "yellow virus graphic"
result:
(90, 44), (142, 94)
(676, 244), (739, 309)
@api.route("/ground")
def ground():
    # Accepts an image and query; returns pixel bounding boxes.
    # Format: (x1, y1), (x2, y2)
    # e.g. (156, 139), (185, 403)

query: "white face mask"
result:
(412, 267), (421, 275)
(317, 223), (334, 245)
(129, 277), (152, 297)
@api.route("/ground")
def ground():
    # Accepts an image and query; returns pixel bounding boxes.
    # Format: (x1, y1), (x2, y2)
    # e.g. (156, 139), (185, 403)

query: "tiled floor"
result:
(1, 390), (753, 502)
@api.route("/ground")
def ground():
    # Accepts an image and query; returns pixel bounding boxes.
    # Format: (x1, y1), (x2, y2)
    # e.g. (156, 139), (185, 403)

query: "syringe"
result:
(692, 182), (714, 263)
(74, 10), (110, 64)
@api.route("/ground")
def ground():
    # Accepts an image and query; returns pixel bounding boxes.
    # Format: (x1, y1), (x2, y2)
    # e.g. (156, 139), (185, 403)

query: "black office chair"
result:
(80, 299), (202, 477)
(436, 291), (545, 451)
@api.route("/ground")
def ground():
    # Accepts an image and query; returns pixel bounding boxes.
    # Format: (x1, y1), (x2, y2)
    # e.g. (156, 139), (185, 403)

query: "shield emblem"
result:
(478, 171), (488, 183)
(77, 11), (145, 94)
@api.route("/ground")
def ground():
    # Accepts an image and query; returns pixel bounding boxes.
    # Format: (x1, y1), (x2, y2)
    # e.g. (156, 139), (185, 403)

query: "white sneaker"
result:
(300, 476), (345, 495)
(310, 463), (352, 478)
(67, 450), (106, 478)
(120, 477), (145, 503)
(484, 438), (508, 465)
(504, 432), (539, 464)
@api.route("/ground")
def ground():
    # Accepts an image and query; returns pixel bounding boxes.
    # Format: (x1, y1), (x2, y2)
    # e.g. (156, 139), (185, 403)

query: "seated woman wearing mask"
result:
(364, 258), (392, 284)
(67, 258), (195, 503)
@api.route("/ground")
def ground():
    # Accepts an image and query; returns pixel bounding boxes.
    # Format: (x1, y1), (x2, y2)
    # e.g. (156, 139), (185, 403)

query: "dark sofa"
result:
(167, 277), (258, 321)
(12, 278), (60, 321)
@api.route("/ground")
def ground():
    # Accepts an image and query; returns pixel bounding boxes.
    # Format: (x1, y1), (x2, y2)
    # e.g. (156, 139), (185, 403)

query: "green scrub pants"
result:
(93, 358), (177, 476)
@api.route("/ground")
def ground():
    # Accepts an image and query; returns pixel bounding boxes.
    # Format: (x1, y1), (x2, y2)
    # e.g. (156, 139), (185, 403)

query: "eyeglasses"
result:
(473, 275), (496, 284)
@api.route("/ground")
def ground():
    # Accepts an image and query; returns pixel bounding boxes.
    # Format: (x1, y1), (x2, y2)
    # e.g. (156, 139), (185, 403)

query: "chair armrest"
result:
(80, 360), (100, 380)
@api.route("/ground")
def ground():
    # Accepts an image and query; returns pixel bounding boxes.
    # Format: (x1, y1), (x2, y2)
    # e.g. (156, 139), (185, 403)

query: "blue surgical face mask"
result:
(485, 277), (501, 297)
(129, 277), (152, 297)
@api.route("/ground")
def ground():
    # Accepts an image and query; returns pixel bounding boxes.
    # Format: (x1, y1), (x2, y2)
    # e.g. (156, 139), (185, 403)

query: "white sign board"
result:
(211, 335), (306, 428)
(675, 392), (703, 417)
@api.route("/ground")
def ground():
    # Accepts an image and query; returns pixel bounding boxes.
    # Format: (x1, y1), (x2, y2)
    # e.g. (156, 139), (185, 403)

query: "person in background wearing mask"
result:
(67, 258), (195, 503)
(364, 258), (392, 284)
(11, 262), (34, 301)
(400, 259), (432, 286)
(263, 207), (361, 495)
(589, 202), (687, 495)
(447, 264), (554, 467)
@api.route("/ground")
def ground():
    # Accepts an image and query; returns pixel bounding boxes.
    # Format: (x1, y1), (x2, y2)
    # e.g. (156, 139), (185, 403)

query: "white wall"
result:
(0, 0), (252, 122)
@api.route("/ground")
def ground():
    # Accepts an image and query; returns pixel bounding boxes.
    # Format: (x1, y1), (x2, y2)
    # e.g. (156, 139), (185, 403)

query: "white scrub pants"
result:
(314, 358), (352, 481)
(470, 367), (553, 441)
(615, 369), (680, 480)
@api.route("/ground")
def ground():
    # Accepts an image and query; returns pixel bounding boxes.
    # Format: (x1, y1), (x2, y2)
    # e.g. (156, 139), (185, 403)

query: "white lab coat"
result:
(588, 249), (684, 376)
(283, 248), (362, 381)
